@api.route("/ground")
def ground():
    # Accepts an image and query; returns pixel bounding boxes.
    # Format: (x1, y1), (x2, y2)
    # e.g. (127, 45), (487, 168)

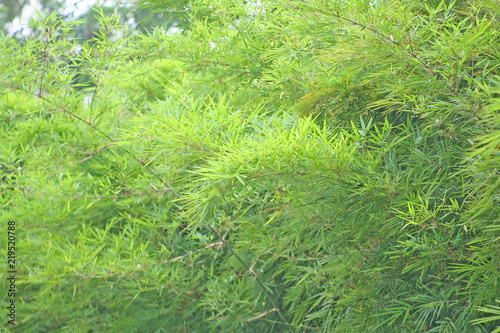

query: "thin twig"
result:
(89, 71), (101, 123)
(11, 187), (171, 200)
(1, 109), (65, 122)
(243, 308), (278, 322)
(67, 143), (115, 166)
(160, 242), (223, 263)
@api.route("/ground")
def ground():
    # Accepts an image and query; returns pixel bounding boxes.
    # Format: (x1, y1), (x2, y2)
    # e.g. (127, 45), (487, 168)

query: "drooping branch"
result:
(2, 81), (296, 332)
(1, 82), (181, 198)
(298, 4), (437, 76)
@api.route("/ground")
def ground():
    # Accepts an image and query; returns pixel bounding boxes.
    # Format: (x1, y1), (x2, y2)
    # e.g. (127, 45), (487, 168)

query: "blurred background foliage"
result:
(0, 0), (185, 38)
(1, 0), (500, 332)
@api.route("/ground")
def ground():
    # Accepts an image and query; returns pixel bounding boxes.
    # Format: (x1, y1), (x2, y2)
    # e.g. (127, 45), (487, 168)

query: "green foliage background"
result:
(1, 0), (500, 332)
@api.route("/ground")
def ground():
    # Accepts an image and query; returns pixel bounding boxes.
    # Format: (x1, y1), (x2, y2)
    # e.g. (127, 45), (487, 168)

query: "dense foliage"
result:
(1, 0), (500, 332)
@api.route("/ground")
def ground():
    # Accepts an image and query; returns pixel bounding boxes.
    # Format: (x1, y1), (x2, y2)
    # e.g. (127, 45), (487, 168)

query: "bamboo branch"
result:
(0, 83), (181, 198)
(1, 81), (295, 332)
(298, 4), (436, 76)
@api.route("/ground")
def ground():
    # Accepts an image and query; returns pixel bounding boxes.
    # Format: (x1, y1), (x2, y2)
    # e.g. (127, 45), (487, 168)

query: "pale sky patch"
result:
(5, 0), (98, 36)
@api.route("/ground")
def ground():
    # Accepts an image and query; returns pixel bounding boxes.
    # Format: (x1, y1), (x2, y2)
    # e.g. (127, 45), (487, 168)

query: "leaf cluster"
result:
(1, 1), (500, 332)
